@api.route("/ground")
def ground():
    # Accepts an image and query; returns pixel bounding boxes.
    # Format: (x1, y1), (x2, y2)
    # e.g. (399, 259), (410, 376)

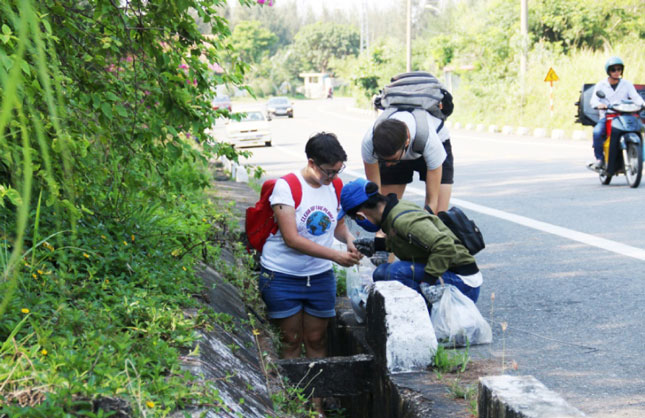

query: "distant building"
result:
(299, 72), (333, 99)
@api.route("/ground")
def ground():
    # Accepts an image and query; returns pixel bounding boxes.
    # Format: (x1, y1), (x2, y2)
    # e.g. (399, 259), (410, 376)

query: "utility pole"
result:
(359, 0), (369, 53)
(520, 0), (528, 87)
(406, 0), (411, 72)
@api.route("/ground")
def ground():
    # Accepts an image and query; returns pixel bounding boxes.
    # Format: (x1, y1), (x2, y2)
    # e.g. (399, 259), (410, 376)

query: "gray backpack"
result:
(373, 72), (452, 153)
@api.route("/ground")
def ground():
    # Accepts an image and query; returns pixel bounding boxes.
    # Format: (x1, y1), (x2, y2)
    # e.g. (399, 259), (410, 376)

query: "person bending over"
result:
(338, 178), (482, 303)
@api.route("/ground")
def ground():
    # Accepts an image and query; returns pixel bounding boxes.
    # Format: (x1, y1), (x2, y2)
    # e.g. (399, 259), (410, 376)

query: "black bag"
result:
(426, 205), (485, 255)
(574, 83), (600, 127)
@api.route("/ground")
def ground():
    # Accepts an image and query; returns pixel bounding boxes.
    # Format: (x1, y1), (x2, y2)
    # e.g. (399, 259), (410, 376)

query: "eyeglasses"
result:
(608, 66), (623, 73)
(376, 143), (407, 165)
(316, 162), (346, 178)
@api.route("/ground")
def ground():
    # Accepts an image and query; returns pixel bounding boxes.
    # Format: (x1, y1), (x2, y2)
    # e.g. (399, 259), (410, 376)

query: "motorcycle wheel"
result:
(599, 170), (612, 185)
(624, 140), (643, 188)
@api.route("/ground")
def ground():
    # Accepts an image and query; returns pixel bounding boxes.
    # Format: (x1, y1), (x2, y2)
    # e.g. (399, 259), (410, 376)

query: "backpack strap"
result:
(374, 108), (442, 156)
(389, 209), (422, 231)
(281, 173), (302, 208)
(411, 108), (429, 154)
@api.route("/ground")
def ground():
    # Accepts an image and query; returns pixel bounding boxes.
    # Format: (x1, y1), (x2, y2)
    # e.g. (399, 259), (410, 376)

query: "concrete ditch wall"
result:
(182, 177), (586, 418)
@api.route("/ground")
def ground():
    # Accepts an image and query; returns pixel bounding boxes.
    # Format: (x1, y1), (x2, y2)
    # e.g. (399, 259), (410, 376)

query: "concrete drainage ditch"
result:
(277, 281), (473, 418)
(179, 178), (586, 418)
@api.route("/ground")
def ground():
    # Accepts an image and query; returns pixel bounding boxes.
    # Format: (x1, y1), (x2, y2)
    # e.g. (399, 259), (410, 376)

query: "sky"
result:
(292, 0), (397, 16)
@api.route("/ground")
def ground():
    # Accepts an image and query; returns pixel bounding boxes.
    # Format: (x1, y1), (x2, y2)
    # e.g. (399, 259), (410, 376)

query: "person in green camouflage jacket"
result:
(338, 178), (482, 302)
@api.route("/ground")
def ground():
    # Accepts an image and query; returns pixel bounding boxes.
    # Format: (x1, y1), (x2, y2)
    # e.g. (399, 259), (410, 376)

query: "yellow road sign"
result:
(544, 67), (559, 82)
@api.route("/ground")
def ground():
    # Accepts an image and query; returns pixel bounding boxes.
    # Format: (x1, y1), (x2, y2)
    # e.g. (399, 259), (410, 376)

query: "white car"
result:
(225, 110), (272, 147)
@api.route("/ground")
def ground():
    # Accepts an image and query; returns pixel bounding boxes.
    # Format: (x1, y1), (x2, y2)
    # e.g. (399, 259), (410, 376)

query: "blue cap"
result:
(338, 178), (378, 219)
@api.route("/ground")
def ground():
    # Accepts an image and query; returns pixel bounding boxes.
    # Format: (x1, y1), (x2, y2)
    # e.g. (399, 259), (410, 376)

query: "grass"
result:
(432, 343), (478, 416)
(451, 41), (645, 134)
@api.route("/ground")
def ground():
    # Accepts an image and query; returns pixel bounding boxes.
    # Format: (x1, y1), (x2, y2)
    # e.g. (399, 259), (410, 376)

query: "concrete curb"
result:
(444, 120), (591, 141)
(479, 375), (586, 418)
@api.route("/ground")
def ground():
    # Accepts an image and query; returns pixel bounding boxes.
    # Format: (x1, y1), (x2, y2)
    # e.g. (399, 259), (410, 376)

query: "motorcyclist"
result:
(588, 57), (645, 170)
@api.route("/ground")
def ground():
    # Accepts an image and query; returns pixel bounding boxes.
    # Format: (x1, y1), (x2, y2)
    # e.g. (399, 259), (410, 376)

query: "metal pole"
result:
(520, 0), (528, 84)
(406, 0), (411, 72)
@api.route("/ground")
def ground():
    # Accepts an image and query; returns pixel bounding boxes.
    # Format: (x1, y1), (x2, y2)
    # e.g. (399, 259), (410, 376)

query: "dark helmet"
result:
(604, 56), (624, 75)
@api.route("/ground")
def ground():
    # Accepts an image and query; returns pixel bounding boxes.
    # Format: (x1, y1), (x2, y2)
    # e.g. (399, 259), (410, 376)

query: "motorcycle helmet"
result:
(604, 56), (624, 75)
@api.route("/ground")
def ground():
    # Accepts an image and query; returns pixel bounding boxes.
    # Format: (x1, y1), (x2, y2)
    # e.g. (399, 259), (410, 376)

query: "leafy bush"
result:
(0, 0), (263, 415)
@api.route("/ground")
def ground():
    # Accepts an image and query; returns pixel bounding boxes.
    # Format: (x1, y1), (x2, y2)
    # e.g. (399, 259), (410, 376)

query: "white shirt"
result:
(590, 78), (644, 119)
(361, 111), (447, 170)
(260, 171), (339, 276)
(457, 271), (483, 288)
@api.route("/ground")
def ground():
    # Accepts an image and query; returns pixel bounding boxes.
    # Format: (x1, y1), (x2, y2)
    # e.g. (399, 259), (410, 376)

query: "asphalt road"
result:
(227, 97), (645, 418)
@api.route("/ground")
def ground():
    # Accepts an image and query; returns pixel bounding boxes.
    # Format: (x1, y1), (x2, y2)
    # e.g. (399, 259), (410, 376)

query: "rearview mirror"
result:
(596, 90), (606, 99)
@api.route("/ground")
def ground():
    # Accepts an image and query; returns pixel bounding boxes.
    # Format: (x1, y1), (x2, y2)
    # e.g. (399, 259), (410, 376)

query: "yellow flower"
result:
(146, 401), (155, 408)
(131, 234), (135, 242)
(32, 273), (38, 279)
(202, 218), (207, 222)
(182, 266), (187, 271)
(171, 249), (181, 257)
(37, 269), (44, 275)
(83, 253), (90, 258)
(43, 241), (54, 251)
(41, 349), (48, 356)
(252, 329), (260, 336)
(101, 235), (107, 240)
(21, 308), (30, 314)
(123, 241), (128, 246)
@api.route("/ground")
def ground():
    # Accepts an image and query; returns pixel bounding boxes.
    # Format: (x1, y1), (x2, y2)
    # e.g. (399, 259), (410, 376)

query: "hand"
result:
(334, 250), (361, 267)
(597, 104), (608, 110)
(370, 251), (389, 266)
(353, 238), (375, 257)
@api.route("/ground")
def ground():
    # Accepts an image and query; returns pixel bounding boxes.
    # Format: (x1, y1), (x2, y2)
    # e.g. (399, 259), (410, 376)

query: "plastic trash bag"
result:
(346, 258), (375, 324)
(430, 284), (492, 347)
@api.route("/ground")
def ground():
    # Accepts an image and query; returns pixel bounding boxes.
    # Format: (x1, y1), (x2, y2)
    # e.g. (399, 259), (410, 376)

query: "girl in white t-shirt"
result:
(259, 133), (361, 373)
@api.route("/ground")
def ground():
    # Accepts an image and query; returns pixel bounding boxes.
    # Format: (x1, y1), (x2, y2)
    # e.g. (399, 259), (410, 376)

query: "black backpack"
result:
(426, 205), (485, 255)
(373, 72), (454, 154)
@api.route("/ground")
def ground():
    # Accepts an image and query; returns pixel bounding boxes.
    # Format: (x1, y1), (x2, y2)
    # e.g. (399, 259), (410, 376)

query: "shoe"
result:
(587, 160), (604, 172)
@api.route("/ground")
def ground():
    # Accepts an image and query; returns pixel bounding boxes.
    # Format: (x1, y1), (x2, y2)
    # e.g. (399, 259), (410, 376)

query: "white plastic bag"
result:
(346, 258), (375, 324)
(430, 284), (492, 346)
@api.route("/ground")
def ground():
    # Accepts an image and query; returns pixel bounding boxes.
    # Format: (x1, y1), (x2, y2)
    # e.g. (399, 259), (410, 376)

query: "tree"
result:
(293, 22), (360, 73)
(229, 20), (278, 63)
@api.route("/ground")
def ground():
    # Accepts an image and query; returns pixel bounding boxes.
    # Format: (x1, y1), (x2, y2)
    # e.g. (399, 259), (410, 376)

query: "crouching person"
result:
(338, 178), (482, 304)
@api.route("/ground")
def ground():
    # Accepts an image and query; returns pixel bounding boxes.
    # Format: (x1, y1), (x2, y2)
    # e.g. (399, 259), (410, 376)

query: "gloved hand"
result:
(353, 238), (375, 257)
(370, 251), (389, 266)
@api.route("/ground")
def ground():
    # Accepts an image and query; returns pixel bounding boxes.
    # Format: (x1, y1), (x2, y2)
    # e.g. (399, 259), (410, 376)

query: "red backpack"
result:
(245, 173), (343, 252)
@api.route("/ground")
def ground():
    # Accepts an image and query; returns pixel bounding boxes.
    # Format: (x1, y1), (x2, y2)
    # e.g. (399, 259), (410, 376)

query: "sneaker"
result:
(587, 160), (604, 171)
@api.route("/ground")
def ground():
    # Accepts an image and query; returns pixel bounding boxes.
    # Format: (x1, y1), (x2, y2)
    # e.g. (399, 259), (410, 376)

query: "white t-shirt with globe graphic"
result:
(260, 171), (340, 276)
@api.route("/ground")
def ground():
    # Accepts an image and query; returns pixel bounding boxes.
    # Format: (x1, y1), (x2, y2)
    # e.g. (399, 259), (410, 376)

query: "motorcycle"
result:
(588, 90), (644, 188)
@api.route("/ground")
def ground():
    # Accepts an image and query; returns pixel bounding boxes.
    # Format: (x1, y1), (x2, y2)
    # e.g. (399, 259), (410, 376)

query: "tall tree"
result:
(293, 22), (360, 72)
(229, 20), (278, 63)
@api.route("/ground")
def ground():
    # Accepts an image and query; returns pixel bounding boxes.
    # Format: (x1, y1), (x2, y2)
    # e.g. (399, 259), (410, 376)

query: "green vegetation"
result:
(433, 344), (477, 416)
(0, 0), (277, 415)
(3, 0), (643, 414)
(227, 0), (644, 132)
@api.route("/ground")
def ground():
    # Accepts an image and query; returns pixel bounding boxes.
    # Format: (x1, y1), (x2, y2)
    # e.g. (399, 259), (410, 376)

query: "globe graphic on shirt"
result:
(306, 211), (331, 236)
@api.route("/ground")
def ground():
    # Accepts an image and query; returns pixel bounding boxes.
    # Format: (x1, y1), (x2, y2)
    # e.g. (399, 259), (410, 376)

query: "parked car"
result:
(265, 96), (293, 120)
(212, 95), (232, 111)
(225, 110), (272, 147)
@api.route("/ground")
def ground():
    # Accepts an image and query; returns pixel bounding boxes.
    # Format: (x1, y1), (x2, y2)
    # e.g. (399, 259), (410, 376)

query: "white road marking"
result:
(341, 168), (645, 261)
(270, 146), (645, 261)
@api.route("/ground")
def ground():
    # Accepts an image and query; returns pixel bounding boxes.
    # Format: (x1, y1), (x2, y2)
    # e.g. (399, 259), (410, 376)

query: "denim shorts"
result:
(258, 267), (337, 319)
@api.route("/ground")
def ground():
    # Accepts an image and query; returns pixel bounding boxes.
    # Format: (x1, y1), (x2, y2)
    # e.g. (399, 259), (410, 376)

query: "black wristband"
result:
(374, 237), (386, 252)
